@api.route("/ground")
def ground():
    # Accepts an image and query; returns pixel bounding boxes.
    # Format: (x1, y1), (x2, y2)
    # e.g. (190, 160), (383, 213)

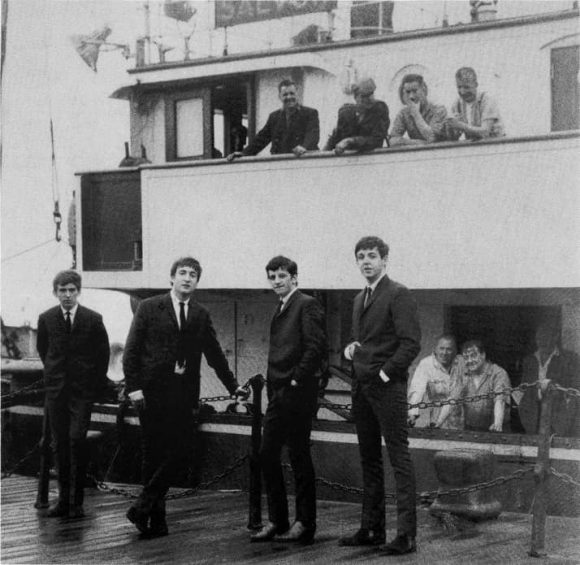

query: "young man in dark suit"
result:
(123, 256), (248, 537)
(227, 79), (319, 160)
(37, 270), (110, 519)
(250, 256), (326, 545)
(340, 236), (421, 555)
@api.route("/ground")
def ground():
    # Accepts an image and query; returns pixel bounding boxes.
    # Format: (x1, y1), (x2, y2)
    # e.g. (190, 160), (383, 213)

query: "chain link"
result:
(550, 384), (580, 400)
(92, 453), (249, 500)
(549, 466), (580, 489)
(283, 462), (533, 502)
(321, 380), (580, 414)
(1, 444), (40, 479)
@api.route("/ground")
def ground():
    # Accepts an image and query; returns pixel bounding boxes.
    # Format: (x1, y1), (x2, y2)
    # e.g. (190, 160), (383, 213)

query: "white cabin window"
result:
(175, 98), (204, 157)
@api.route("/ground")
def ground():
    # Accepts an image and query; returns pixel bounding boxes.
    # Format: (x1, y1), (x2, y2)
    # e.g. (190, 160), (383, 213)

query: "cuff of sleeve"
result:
(344, 345), (353, 360)
(379, 370), (390, 383)
(128, 390), (143, 400)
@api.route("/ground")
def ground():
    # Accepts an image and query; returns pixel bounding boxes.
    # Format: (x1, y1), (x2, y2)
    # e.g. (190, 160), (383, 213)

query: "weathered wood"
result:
(34, 402), (51, 509)
(2, 474), (580, 564)
(247, 374), (263, 530)
(530, 380), (554, 558)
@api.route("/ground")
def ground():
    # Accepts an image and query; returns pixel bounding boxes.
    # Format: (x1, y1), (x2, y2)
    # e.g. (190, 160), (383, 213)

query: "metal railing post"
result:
(34, 402), (51, 509)
(530, 380), (553, 558)
(247, 374), (264, 530)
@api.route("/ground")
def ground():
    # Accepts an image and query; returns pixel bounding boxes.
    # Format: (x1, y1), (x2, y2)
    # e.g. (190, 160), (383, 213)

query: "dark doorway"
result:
(211, 78), (252, 157)
(447, 305), (561, 433)
(447, 305), (561, 387)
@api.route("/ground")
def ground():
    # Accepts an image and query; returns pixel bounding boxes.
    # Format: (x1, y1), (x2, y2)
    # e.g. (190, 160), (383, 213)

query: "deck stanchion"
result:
(34, 403), (51, 509)
(530, 379), (553, 558)
(247, 374), (264, 530)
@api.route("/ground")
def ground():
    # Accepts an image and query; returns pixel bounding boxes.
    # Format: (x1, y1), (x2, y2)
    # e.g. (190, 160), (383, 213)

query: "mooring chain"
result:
(283, 463), (533, 502)
(549, 466), (580, 490)
(322, 381), (571, 413)
(550, 383), (580, 400)
(198, 376), (255, 405)
(1, 379), (45, 404)
(1, 444), (40, 479)
(92, 453), (249, 500)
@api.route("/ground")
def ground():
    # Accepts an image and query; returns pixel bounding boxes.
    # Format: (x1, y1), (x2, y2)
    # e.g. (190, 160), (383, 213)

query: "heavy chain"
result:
(92, 453), (249, 500)
(199, 376), (254, 405)
(283, 463), (533, 502)
(321, 380), (580, 413)
(549, 466), (580, 489)
(550, 384), (580, 400)
(1, 444), (40, 479)
(1, 379), (45, 404)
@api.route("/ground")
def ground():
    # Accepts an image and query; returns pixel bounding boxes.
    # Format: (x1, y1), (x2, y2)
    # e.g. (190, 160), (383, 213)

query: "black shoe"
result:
(127, 505), (150, 534)
(250, 522), (288, 542)
(148, 521), (169, 538)
(274, 521), (315, 545)
(47, 502), (69, 518)
(339, 528), (385, 547)
(381, 534), (416, 555)
(149, 516), (169, 537)
(68, 505), (85, 519)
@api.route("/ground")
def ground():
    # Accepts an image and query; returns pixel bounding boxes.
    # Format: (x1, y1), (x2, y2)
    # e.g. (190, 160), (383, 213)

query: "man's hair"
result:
(461, 339), (485, 355)
(354, 236), (389, 259)
(170, 256), (202, 279)
(455, 67), (478, 84)
(53, 270), (82, 292)
(265, 255), (298, 276)
(436, 333), (458, 350)
(399, 73), (427, 103)
(278, 79), (296, 92)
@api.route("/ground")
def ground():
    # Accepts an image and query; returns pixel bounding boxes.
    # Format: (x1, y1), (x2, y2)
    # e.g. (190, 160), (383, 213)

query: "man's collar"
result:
(366, 273), (386, 293)
(281, 287), (298, 305)
(170, 290), (191, 305)
(61, 304), (79, 316)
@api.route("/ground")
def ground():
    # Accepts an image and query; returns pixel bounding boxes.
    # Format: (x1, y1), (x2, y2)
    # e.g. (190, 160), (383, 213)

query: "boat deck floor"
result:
(2, 475), (579, 564)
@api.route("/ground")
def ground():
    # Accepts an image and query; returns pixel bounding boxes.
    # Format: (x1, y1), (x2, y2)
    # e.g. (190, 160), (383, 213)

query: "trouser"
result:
(46, 391), (93, 507)
(260, 380), (317, 530)
(352, 378), (416, 537)
(136, 375), (194, 514)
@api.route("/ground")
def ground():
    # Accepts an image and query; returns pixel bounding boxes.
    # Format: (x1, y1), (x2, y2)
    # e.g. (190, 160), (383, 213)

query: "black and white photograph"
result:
(1, 1), (579, 563)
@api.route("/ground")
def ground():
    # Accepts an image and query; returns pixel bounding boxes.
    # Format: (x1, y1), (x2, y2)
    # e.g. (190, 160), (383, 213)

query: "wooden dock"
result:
(2, 475), (579, 564)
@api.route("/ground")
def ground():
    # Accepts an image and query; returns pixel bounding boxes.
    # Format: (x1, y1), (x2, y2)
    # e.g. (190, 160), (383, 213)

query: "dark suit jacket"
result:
(37, 305), (110, 401)
(123, 293), (238, 405)
(350, 275), (421, 384)
(243, 105), (319, 156)
(267, 290), (326, 387)
(325, 100), (390, 152)
(519, 349), (580, 436)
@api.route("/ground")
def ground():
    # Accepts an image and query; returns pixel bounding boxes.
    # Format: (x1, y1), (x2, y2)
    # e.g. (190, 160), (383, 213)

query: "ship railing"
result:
(2, 376), (579, 557)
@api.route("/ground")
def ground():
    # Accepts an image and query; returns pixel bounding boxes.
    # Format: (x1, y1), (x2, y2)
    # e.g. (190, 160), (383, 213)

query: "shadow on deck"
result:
(2, 475), (579, 564)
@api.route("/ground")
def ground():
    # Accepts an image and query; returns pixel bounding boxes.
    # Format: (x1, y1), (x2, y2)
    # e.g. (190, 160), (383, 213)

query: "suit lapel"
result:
(360, 275), (389, 318)
(161, 293), (179, 329)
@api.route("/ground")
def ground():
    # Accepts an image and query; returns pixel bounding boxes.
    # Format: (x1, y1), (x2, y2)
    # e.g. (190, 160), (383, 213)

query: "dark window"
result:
(350, 0), (394, 39)
(551, 45), (580, 132)
(81, 171), (142, 271)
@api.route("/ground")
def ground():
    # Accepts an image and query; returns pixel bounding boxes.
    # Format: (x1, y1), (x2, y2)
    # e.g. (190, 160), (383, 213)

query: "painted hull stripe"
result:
(8, 406), (580, 462)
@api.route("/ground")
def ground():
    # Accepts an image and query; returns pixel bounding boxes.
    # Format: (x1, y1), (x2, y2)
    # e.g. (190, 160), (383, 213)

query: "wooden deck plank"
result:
(2, 475), (579, 564)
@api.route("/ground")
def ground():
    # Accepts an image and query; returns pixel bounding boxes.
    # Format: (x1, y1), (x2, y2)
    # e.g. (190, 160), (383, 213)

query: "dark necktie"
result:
(177, 302), (186, 367)
(364, 287), (372, 308)
(179, 302), (186, 330)
(65, 311), (72, 334)
(276, 300), (284, 316)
